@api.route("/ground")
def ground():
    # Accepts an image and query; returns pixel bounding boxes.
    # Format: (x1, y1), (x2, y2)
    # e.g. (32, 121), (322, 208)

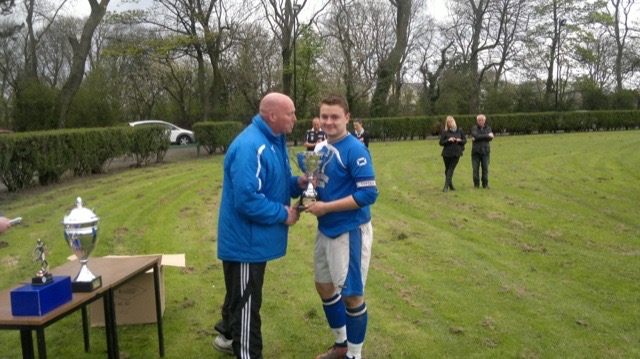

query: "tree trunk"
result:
(195, 45), (210, 122)
(611, 0), (623, 91)
(282, 35), (293, 97)
(58, 0), (109, 128)
(371, 0), (411, 117)
(206, 35), (225, 121)
(24, 0), (37, 81)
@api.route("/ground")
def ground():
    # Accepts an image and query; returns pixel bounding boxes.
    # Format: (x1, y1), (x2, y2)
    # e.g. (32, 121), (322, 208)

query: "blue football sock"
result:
(346, 302), (367, 345)
(322, 294), (346, 328)
(322, 294), (347, 343)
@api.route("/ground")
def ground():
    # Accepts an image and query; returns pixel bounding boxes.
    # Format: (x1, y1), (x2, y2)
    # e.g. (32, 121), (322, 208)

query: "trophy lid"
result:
(62, 197), (99, 226)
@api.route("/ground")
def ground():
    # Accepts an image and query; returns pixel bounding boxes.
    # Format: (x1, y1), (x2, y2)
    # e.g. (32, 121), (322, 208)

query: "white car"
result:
(129, 120), (195, 145)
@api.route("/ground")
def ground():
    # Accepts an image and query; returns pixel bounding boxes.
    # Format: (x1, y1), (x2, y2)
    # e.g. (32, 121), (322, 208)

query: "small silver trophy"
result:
(31, 239), (53, 285)
(290, 148), (334, 211)
(62, 197), (102, 292)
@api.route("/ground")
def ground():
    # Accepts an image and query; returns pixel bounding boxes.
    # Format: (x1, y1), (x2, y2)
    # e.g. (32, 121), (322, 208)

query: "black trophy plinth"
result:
(71, 275), (102, 292)
(31, 273), (54, 285)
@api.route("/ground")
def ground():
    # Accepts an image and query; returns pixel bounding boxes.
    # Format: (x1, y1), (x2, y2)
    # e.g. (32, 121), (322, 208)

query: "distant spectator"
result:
(439, 116), (466, 192)
(304, 117), (327, 151)
(352, 118), (370, 148)
(470, 114), (494, 189)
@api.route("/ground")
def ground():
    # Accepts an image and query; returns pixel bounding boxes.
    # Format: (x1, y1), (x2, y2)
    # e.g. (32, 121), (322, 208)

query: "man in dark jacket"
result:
(304, 117), (327, 151)
(213, 93), (307, 358)
(470, 114), (494, 189)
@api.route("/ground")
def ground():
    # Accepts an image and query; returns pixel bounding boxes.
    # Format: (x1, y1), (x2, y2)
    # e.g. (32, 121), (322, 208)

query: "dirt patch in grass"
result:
(0, 254), (19, 266)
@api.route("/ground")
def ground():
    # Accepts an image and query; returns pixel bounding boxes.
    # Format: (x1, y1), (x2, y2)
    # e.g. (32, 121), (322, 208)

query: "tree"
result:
(39, 16), (80, 88)
(13, 80), (59, 131)
(370, 0), (412, 117)
(58, 0), (110, 127)
(491, 0), (529, 87)
(67, 64), (120, 128)
(574, 28), (615, 89)
(528, 0), (582, 111)
(447, 0), (507, 113)
(158, 53), (199, 126)
(146, 0), (213, 122)
(0, 18), (21, 127)
(417, 38), (453, 115)
(574, 75), (609, 110)
(224, 23), (280, 120)
(259, 0), (329, 99)
(0, 0), (14, 15)
(144, 0), (250, 122)
(602, 0), (637, 91)
(22, 0), (70, 82)
(292, 25), (323, 118)
(320, 0), (390, 116)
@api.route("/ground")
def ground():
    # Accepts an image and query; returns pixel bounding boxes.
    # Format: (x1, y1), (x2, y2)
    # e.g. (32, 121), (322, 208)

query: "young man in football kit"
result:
(305, 94), (378, 359)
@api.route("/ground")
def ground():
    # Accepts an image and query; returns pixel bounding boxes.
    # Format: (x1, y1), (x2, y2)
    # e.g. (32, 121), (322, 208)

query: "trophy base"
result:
(72, 275), (102, 292)
(296, 196), (317, 211)
(11, 276), (72, 316)
(31, 273), (54, 286)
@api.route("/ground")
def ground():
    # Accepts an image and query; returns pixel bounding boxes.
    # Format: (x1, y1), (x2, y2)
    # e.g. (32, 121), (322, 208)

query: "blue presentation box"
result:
(10, 276), (73, 316)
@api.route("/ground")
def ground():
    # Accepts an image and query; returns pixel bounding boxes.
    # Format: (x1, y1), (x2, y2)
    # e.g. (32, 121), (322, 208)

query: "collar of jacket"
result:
(253, 114), (282, 142)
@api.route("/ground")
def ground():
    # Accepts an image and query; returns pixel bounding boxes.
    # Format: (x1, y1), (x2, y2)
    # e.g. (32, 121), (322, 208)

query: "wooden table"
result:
(0, 255), (164, 359)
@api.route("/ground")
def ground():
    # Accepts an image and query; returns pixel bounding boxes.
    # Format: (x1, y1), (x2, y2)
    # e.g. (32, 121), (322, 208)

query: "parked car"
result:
(0, 129), (14, 134)
(129, 120), (195, 145)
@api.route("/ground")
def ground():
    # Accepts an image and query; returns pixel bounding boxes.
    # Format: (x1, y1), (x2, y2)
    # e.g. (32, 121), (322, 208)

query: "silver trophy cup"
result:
(291, 149), (333, 211)
(62, 197), (102, 292)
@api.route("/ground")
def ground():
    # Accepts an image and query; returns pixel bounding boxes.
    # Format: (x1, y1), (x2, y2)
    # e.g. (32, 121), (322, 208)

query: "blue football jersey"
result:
(316, 134), (377, 237)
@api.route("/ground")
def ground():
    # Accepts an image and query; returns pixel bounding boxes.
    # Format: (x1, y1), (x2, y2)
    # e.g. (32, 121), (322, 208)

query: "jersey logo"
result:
(356, 157), (367, 166)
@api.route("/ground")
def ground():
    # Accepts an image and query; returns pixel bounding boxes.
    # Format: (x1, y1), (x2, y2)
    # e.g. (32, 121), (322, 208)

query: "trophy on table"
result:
(290, 147), (334, 211)
(10, 240), (72, 316)
(62, 197), (102, 292)
(31, 239), (53, 285)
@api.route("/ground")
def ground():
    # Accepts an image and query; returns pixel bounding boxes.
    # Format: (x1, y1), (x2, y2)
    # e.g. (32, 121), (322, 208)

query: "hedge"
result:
(193, 121), (245, 154)
(0, 126), (168, 192)
(2, 111), (638, 192)
(293, 111), (639, 143)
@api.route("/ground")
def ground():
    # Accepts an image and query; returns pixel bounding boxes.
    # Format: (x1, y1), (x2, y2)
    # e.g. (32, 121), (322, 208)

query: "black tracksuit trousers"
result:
(219, 261), (266, 359)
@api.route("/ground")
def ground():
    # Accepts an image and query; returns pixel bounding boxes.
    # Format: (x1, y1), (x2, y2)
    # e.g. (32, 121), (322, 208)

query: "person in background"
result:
(213, 92), (307, 358)
(304, 117), (327, 151)
(306, 94), (378, 359)
(0, 215), (11, 234)
(470, 114), (494, 189)
(439, 116), (466, 192)
(352, 118), (370, 148)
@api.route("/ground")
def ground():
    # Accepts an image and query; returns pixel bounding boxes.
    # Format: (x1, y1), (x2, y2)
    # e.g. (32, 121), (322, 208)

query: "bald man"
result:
(304, 117), (327, 151)
(213, 93), (307, 358)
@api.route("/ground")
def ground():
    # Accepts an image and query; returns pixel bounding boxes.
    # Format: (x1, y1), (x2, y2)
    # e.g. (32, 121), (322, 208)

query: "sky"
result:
(69, 0), (640, 29)
(71, 0), (449, 20)
(69, 0), (150, 15)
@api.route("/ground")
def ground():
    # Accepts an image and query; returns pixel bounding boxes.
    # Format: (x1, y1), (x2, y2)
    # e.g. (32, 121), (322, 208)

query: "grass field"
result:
(1, 130), (639, 358)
